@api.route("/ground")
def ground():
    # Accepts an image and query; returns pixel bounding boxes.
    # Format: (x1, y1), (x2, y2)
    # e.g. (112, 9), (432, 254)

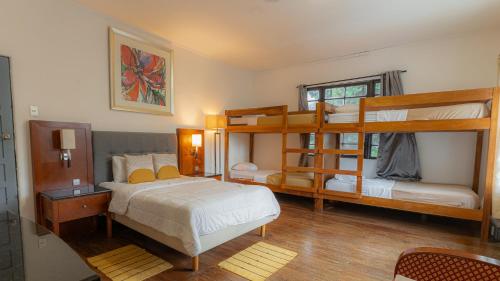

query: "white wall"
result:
(0, 0), (255, 219)
(251, 30), (500, 187)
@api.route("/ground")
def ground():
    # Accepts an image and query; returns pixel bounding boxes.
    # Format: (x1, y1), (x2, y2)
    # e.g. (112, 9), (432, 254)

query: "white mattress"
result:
(325, 178), (394, 199)
(328, 103), (489, 123)
(325, 178), (479, 209)
(230, 169), (280, 183)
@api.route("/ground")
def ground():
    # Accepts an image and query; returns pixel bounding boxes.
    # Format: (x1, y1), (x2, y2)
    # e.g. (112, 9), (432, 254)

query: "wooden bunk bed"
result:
(223, 87), (498, 241)
(224, 104), (329, 205)
(317, 87), (499, 241)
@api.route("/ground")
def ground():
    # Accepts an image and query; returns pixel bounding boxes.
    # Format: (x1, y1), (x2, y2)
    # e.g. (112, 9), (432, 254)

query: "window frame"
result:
(306, 79), (381, 159)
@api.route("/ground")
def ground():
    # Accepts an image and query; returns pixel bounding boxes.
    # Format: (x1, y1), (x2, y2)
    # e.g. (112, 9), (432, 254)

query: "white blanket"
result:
(100, 177), (280, 256)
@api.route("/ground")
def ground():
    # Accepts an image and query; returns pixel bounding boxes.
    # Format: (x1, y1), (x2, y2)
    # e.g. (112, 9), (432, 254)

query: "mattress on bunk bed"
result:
(229, 169), (280, 183)
(325, 178), (480, 209)
(392, 181), (480, 209)
(327, 102), (489, 123)
(257, 113), (316, 126)
(266, 172), (314, 188)
(325, 178), (394, 199)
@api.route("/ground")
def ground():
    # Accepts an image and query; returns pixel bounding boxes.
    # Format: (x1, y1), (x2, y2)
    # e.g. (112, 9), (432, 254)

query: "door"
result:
(0, 57), (23, 280)
(0, 56), (18, 216)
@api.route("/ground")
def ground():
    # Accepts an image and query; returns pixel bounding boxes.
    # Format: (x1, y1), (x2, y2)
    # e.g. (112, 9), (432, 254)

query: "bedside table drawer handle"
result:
(82, 204), (88, 209)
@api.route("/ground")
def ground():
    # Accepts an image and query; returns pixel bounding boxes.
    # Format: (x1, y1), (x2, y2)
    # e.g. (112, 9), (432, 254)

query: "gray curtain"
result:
(298, 85), (310, 167)
(376, 71), (422, 181)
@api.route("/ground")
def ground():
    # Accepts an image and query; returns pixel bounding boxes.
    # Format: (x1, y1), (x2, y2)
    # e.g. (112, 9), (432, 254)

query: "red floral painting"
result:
(120, 44), (167, 106)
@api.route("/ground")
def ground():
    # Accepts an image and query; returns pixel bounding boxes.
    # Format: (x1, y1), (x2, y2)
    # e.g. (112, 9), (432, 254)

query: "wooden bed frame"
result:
(224, 87), (499, 241)
(91, 131), (275, 272)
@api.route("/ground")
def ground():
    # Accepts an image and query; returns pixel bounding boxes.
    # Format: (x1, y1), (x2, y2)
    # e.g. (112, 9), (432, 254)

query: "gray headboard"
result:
(92, 131), (177, 185)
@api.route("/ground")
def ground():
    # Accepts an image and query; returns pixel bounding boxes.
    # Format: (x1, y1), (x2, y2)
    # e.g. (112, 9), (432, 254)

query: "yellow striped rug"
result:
(219, 242), (297, 281)
(87, 245), (173, 281)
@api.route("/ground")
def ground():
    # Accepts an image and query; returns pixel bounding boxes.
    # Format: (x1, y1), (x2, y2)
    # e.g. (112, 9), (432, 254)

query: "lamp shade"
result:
(205, 115), (226, 130)
(191, 134), (202, 147)
(60, 129), (76, 150)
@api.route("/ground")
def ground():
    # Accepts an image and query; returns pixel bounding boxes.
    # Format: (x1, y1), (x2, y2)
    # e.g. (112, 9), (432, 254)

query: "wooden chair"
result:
(394, 247), (500, 281)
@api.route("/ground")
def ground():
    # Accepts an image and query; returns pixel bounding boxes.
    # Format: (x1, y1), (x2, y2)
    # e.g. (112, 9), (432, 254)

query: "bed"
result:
(229, 163), (314, 188)
(229, 169), (280, 183)
(267, 172), (315, 188)
(328, 102), (489, 123)
(92, 131), (280, 271)
(325, 176), (480, 209)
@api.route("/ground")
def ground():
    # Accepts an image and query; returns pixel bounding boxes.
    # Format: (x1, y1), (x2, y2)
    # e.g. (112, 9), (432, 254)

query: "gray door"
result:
(0, 56), (23, 281)
(0, 56), (18, 216)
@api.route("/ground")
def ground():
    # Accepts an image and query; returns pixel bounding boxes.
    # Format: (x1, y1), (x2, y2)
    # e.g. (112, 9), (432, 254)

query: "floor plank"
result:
(65, 195), (500, 281)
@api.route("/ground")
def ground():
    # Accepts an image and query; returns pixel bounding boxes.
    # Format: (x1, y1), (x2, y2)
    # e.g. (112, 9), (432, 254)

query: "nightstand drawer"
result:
(57, 194), (109, 222)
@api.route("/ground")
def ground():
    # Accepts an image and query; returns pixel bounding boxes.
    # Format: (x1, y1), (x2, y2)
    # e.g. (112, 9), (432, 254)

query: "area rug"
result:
(87, 244), (173, 281)
(219, 242), (297, 281)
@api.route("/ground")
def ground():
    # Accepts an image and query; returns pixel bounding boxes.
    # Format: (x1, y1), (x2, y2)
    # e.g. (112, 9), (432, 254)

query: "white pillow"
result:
(335, 174), (358, 182)
(232, 162), (258, 171)
(335, 104), (359, 113)
(125, 154), (154, 179)
(153, 153), (178, 174)
(112, 156), (127, 183)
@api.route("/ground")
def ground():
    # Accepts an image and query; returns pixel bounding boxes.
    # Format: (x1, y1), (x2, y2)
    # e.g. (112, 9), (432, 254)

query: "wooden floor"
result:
(66, 195), (500, 281)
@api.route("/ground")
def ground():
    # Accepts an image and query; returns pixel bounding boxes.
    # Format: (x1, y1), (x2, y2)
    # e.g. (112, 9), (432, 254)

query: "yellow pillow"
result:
(157, 165), (181, 180)
(128, 168), (156, 184)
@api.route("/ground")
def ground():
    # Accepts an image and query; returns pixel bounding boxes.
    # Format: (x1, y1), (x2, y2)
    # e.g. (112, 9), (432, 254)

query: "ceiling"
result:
(78, 0), (500, 70)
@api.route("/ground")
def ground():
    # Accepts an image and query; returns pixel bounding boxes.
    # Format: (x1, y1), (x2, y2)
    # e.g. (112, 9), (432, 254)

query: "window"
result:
(305, 79), (381, 159)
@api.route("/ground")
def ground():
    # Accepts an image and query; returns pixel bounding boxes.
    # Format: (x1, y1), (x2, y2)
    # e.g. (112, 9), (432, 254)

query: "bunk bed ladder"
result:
(319, 99), (365, 200)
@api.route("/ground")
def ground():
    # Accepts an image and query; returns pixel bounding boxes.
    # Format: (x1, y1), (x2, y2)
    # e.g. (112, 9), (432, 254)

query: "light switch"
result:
(30, 105), (39, 117)
(73, 178), (80, 186)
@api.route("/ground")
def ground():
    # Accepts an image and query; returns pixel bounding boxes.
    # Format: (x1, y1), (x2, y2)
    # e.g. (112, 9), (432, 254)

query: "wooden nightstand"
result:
(40, 186), (112, 237)
(186, 172), (222, 181)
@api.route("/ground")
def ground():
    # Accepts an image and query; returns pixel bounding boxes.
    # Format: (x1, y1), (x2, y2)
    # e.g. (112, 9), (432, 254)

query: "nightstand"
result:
(186, 172), (222, 181)
(40, 186), (112, 237)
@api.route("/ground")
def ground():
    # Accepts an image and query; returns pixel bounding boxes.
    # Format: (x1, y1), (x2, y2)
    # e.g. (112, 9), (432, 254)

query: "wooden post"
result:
(314, 197), (324, 212)
(281, 105), (288, 189)
(356, 99), (366, 196)
(106, 211), (113, 238)
(260, 225), (266, 237)
(472, 131), (484, 193)
(192, 256), (199, 272)
(481, 87), (499, 241)
(314, 104), (325, 212)
(249, 133), (254, 163)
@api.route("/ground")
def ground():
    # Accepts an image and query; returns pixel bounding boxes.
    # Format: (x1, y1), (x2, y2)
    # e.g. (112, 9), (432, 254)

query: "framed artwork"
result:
(109, 27), (174, 115)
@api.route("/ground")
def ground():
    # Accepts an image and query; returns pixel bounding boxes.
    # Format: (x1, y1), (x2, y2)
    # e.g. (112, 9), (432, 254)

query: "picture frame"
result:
(109, 27), (174, 115)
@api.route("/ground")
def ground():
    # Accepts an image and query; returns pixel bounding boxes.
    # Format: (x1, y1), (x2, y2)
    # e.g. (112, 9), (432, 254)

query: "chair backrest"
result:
(394, 247), (500, 281)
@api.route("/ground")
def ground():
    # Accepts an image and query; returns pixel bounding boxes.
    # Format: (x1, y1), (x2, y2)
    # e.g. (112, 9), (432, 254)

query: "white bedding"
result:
(325, 178), (395, 199)
(325, 177), (480, 209)
(229, 169), (280, 183)
(328, 103), (489, 123)
(100, 177), (280, 256)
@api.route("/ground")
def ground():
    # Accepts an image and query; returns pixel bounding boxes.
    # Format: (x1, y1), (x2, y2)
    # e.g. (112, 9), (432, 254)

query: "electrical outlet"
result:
(30, 105), (39, 117)
(73, 179), (80, 186)
(38, 238), (47, 249)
